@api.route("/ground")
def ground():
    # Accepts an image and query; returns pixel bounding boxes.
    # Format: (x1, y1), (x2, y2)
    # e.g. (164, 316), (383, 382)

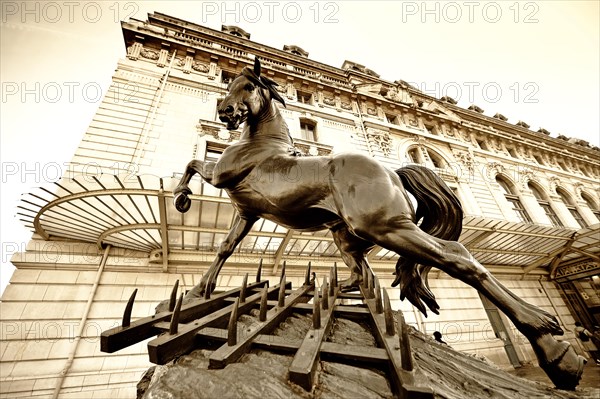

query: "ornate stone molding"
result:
(410, 135), (428, 146)
(573, 183), (585, 199)
(520, 168), (536, 189)
(548, 177), (561, 194)
(191, 61), (209, 73)
(140, 48), (159, 60)
(196, 123), (240, 143)
(293, 139), (333, 156)
(485, 162), (506, 180)
(366, 128), (392, 157)
(453, 151), (475, 174)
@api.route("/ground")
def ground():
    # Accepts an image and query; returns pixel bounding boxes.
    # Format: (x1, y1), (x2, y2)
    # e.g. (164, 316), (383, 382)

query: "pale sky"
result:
(1, 1), (599, 294)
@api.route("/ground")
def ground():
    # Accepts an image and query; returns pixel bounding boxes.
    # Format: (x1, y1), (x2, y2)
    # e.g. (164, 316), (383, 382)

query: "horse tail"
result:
(393, 164), (463, 316)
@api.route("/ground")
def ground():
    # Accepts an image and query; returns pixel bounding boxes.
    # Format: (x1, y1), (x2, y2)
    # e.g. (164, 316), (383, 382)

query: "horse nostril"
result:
(224, 105), (234, 114)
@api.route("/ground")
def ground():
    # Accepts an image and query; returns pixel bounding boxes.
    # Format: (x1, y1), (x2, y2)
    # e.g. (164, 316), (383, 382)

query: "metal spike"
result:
(367, 271), (374, 298)
(362, 267), (367, 288)
(122, 288), (137, 327)
(278, 274), (286, 307)
(169, 293), (184, 335)
(333, 262), (338, 287)
(312, 289), (321, 329)
(304, 261), (312, 286)
(256, 259), (263, 283)
(227, 298), (239, 346)
(383, 288), (395, 336)
(259, 285), (268, 322)
(321, 277), (329, 310)
(329, 268), (335, 297)
(374, 277), (383, 314)
(239, 273), (248, 303)
(168, 280), (180, 312)
(280, 261), (286, 284)
(398, 312), (414, 371)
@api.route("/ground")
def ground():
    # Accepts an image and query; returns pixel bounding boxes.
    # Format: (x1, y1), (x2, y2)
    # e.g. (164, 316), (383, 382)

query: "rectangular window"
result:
(299, 121), (316, 141)
(205, 141), (228, 161)
(476, 139), (489, 151)
(386, 114), (398, 125)
(297, 90), (312, 105)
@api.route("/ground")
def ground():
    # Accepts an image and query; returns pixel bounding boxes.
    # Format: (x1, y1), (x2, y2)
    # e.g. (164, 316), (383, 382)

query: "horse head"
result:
(218, 57), (285, 130)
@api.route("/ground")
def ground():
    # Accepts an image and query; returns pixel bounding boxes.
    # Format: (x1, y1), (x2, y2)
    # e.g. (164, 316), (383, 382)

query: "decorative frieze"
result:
(191, 61), (209, 73)
(140, 48), (159, 60)
(366, 128), (392, 157)
(453, 151), (475, 174)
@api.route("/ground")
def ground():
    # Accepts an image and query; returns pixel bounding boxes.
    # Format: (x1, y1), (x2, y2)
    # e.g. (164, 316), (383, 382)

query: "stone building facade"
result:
(1, 12), (599, 398)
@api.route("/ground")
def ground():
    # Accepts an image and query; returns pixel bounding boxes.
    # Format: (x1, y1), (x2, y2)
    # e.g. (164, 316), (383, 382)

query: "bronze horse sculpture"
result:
(170, 58), (584, 389)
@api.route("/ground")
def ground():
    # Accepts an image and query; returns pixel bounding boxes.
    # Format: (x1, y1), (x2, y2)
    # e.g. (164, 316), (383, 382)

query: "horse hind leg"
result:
(355, 219), (583, 389)
(330, 226), (375, 291)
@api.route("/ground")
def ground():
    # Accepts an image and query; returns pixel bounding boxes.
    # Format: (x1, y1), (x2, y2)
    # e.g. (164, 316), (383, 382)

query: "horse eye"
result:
(244, 83), (255, 91)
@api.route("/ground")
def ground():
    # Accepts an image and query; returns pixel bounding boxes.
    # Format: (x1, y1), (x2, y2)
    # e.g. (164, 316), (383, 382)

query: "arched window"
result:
(427, 150), (446, 169)
(407, 147), (422, 164)
(557, 188), (586, 228)
(497, 177), (532, 223)
(528, 183), (563, 227)
(582, 192), (600, 222)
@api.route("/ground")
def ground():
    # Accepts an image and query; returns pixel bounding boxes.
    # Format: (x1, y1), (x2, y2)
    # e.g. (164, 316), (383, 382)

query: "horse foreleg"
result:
(185, 214), (258, 299)
(174, 160), (216, 213)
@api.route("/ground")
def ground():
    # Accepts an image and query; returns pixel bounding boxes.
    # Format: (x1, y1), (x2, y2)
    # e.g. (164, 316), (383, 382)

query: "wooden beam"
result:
(101, 280), (267, 353)
(195, 328), (389, 364)
(146, 281), (279, 365)
(208, 281), (313, 368)
(360, 286), (434, 399)
(289, 287), (340, 390)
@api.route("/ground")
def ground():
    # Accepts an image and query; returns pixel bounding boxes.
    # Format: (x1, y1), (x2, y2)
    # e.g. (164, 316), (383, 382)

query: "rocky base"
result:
(138, 310), (598, 399)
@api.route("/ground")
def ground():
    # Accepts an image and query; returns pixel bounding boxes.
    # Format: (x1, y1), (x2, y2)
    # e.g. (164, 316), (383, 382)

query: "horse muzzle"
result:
(218, 110), (246, 130)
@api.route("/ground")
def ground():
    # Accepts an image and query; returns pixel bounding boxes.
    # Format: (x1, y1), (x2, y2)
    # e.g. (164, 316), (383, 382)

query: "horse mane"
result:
(241, 58), (286, 107)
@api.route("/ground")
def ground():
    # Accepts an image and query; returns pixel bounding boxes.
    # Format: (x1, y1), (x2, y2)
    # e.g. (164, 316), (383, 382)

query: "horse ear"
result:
(270, 89), (286, 107)
(253, 57), (261, 77)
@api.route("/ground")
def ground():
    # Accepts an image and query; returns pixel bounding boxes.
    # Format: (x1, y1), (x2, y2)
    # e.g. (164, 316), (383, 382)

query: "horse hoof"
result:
(537, 338), (585, 390)
(174, 192), (192, 213)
